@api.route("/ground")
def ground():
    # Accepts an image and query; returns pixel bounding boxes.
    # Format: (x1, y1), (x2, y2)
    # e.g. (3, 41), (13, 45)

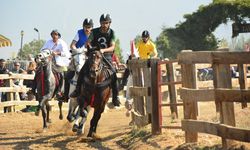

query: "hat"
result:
(50, 29), (61, 38)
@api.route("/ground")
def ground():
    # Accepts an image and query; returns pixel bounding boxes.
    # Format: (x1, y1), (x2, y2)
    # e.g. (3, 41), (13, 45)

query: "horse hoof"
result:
(59, 115), (63, 120)
(87, 133), (92, 137)
(77, 129), (83, 135)
(42, 128), (48, 133)
(67, 115), (75, 123)
(92, 133), (102, 140)
(47, 119), (52, 123)
(72, 124), (78, 132)
(35, 110), (40, 116)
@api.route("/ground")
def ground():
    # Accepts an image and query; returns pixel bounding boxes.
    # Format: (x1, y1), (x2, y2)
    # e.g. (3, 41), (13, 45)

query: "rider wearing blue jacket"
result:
(62, 18), (93, 102)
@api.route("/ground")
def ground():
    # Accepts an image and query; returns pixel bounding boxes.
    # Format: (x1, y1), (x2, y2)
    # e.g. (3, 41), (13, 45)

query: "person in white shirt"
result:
(32, 30), (70, 99)
(41, 29), (70, 70)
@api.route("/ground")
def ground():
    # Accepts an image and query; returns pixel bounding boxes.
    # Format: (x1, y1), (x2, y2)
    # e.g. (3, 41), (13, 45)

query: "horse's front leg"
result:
(58, 100), (63, 120)
(67, 97), (78, 122)
(46, 101), (52, 123)
(76, 107), (88, 135)
(41, 103), (48, 129)
(87, 109), (102, 138)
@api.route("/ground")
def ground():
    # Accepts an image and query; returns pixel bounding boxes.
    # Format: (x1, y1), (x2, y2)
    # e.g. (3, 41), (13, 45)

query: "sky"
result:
(1, 0), (234, 60)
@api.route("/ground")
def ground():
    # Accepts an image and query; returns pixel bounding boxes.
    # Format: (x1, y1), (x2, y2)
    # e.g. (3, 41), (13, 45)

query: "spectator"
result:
(24, 61), (36, 88)
(11, 62), (26, 100)
(244, 43), (250, 52)
(0, 59), (9, 105)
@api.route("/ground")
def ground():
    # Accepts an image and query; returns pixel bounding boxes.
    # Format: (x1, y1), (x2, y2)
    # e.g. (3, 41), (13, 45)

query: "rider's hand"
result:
(100, 49), (104, 54)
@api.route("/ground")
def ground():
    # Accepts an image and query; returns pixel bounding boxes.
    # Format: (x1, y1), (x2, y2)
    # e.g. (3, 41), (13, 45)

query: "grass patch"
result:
(118, 126), (151, 149)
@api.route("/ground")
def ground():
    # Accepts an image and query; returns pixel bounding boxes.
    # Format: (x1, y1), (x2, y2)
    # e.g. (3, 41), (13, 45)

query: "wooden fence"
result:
(178, 50), (250, 149)
(0, 74), (57, 112)
(128, 58), (181, 134)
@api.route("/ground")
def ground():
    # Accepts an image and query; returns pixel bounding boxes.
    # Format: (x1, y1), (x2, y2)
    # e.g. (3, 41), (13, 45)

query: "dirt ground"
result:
(0, 99), (250, 150)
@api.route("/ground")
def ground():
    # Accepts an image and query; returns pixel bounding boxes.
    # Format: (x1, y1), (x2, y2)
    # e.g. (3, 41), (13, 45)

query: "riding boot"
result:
(63, 71), (75, 101)
(56, 72), (64, 99)
(111, 73), (121, 107)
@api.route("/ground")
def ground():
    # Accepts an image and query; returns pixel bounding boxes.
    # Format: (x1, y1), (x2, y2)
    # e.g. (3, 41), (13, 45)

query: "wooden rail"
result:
(0, 74), (35, 112)
(128, 58), (182, 134)
(178, 50), (250, 149)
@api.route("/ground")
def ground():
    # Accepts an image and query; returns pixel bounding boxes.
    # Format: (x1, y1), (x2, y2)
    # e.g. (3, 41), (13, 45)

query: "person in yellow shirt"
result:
(136, 30), (158, 59)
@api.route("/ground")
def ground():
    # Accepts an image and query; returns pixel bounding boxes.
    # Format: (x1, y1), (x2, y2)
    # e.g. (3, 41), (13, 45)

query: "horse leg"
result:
(67, 97), (78, 122)
(87, 109), (102, 138)
(41, 103), (48, 129)
(58, 100), (63, 120)
(76, 107), (88, 135)
(46, 102), (52, 123)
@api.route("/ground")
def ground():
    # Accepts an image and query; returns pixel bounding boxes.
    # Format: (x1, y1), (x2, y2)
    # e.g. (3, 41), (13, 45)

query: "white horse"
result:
(66, 48), (87, 135)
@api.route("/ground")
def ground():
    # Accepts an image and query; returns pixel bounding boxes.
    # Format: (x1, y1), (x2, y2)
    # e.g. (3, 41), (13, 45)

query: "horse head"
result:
(70, 48), (87, 74)
(88, 50), (103, 79)
(36, 49), (53, 66)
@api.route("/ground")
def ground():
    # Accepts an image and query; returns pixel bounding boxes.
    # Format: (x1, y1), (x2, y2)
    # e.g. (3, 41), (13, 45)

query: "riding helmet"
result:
(100, 13), (112, 23)
(142, 30), (150, 38)
(83, 18), (94, 27)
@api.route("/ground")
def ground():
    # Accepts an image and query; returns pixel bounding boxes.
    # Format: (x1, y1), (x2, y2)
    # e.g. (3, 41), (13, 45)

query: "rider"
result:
(71, 13), (121, 107)
(136, 30), (158, 59)
(32, 29), (70, 97)
(63, 18), (93, 102)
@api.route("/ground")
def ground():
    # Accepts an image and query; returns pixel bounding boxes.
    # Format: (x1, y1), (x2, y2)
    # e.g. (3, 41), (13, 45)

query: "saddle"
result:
(35, 66), (61, 96)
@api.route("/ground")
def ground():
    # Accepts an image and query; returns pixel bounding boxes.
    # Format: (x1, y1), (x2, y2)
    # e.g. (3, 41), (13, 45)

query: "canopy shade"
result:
(0, 34), (12, 48)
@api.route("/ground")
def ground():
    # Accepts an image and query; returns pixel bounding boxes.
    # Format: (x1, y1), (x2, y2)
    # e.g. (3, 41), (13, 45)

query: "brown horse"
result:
(78, 50), (112, 138)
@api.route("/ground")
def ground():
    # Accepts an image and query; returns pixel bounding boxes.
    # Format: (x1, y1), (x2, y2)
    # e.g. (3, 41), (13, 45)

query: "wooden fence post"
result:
(181, 63), (198, 143)
(238, 64), (248, 108)
(130, 61), (149, 127)
(151, 59), (162, 134)
(166, 63), (178, 119)
(6, 79), (14, 112)
(213, 64), (236, 149)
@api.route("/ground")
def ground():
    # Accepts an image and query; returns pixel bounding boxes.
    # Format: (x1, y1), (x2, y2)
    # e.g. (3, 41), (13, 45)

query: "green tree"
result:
(18, 39), (45, 60)
(114, 39), (124, 63)
(157, 1), (250, 58)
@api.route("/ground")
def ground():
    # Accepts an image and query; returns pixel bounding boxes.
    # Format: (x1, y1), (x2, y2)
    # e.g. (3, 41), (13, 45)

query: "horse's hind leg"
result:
(58, 100), (63, 120)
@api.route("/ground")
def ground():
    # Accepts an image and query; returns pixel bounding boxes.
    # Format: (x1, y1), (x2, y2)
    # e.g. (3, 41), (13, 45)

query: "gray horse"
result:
(35, 49), (63, 129)
(66, 48), (87, 134)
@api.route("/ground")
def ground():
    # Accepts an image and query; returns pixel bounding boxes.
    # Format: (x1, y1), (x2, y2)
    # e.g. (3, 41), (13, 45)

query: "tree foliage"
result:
(114, 39), (124, 63)
(156, 1), (250, 58)
(18, 39), (45, 60)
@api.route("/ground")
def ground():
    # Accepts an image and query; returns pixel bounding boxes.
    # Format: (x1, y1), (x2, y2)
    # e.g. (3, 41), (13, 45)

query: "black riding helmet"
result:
(50, 29), (61, 38)
(142, 30), (150, 38)
(100, 13), (112, 23)
(83, 18), (94, 27)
